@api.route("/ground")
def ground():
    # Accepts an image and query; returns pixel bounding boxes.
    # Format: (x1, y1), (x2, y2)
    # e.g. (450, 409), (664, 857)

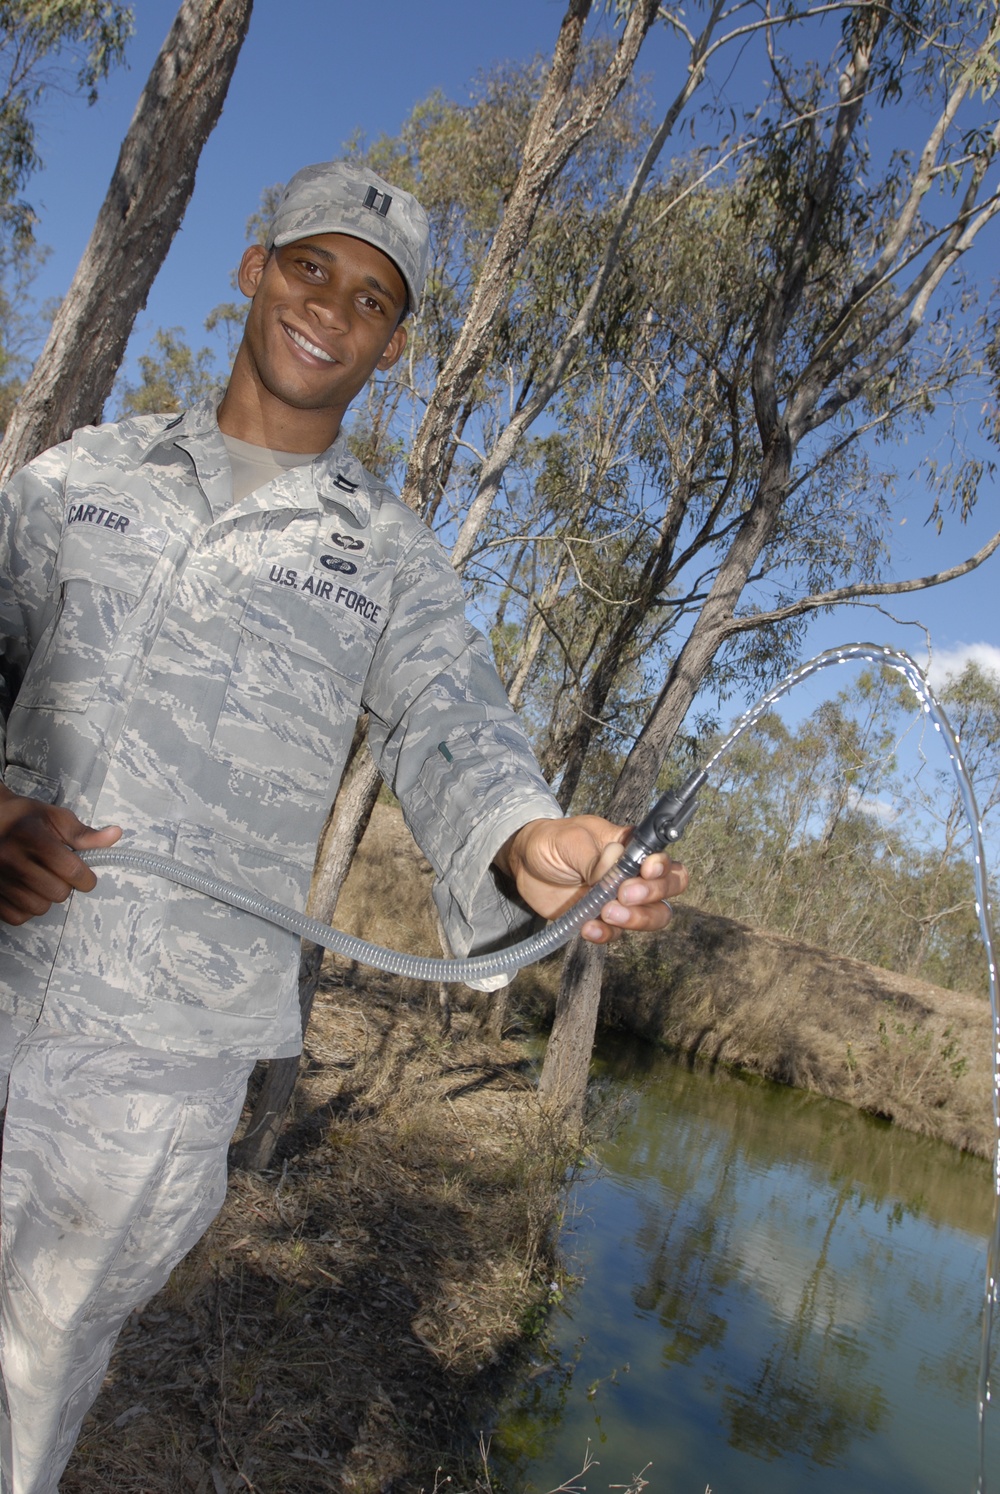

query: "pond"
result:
(497, 1036), (1000, 1494)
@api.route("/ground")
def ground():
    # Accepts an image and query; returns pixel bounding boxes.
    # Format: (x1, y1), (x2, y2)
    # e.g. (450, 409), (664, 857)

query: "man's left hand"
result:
(495, 816), (688, 944)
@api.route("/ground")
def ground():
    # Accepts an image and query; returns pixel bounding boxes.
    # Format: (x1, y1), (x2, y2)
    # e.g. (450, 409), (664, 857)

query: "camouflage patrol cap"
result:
(265, 161), (430, 315)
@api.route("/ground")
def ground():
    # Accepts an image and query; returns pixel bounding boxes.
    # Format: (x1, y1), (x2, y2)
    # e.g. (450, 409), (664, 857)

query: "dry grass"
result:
(598, 904), (995, 1159)
(58, 803), (574, 1493)
(60, 980), (573, 1494)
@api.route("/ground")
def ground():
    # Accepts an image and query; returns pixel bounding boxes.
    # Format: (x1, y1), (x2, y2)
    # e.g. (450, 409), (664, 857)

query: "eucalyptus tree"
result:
(540, 0), (1000, 1124)
(0, 0), (133, 247)
(494, 173), (872, 804)
(0, 0), (254, 481)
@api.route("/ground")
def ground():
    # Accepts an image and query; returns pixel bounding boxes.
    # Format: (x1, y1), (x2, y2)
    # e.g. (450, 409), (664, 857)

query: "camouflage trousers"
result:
(0, 1014), (254, 1494)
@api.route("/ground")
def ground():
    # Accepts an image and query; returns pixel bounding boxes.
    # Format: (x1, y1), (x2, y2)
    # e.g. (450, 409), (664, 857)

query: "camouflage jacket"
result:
(0, 401), (561, 1058)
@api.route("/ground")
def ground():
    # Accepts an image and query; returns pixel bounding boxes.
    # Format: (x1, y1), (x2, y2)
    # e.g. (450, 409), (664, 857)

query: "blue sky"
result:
(20, 0), (1000, 712)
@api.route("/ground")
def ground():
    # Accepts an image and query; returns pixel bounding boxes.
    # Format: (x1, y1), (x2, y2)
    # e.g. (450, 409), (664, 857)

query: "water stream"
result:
(702, 644), (1000, 1489)
(497, 1040), (1000, 1494)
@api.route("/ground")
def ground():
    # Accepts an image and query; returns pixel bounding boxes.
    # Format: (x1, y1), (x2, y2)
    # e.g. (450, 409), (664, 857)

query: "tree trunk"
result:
(231, 748), (382, 1171)
(0, 0), (254, 481)
(506, 556), (570, 710)
(538, 451), (793, 1126)
(227, 940), (324, 1175)
(400, 0), (660, 517)
(536, 934), (607, 1130)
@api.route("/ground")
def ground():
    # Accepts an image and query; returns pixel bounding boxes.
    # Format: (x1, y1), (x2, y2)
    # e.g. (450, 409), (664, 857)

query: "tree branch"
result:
(721, 527), (1000, 635)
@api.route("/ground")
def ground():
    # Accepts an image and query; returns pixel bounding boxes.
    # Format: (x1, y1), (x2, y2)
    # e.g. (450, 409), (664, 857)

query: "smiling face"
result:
(217, 231), (409, 452)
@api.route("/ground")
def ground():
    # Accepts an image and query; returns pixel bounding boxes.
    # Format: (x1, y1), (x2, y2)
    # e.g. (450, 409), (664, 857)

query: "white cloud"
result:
(853, 792), (901, 826)
(918, 642), (1000, 692)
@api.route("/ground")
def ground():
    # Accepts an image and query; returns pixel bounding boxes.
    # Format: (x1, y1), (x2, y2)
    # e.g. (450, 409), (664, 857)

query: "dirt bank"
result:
(596, 904), (995, 1159)
(59, 804), (996, 1489)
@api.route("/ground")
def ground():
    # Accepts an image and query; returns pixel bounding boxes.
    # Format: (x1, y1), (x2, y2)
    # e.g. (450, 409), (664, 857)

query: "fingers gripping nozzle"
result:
(619, 768), (707, 875)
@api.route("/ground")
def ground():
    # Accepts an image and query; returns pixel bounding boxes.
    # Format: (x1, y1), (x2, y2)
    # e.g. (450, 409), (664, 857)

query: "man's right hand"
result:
(0, 786), (122, 926)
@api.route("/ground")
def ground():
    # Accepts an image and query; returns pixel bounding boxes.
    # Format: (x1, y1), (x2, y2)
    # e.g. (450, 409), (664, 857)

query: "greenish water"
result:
(497, 1037), (1000, 1494)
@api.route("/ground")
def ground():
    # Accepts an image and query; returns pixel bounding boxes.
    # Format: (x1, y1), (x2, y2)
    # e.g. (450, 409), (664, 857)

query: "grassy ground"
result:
(58, 803), (997, 1489)
(62, 980), (570, 1493)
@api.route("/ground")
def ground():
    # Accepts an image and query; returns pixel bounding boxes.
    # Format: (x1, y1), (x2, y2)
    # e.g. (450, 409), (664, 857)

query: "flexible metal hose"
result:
(85, 844), (637, 984)
(83, 645), (994, 1014)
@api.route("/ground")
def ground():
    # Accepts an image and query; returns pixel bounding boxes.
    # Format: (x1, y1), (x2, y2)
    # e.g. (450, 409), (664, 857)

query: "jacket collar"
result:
(140, 398), (373, 526)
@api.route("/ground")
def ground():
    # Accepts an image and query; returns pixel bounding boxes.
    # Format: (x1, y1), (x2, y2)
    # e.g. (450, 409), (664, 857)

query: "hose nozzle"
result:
(620, 768), (707, 874)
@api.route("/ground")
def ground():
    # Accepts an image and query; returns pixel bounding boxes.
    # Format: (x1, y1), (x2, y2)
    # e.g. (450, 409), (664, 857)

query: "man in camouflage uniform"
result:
(0, 161), (685, 1492)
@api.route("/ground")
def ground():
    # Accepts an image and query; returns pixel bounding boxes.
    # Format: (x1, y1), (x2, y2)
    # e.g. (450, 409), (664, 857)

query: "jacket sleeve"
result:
(0, 447), (68, 777)
(362, 520), (562, 962)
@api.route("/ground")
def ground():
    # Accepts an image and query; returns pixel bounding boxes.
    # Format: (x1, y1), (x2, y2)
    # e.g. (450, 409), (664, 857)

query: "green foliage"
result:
(116, 326), (223, 417)
(678, 665), (1000, 994)
(0, 1), (133, 245)
(203, 300), (246, 365)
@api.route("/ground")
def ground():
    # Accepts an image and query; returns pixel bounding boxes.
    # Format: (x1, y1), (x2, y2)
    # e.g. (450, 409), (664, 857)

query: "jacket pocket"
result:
(140, 822), (305, 1025)
(0, 763), (60, 803)
(12, 520), (164, 714)
(211, 570), (369, 799)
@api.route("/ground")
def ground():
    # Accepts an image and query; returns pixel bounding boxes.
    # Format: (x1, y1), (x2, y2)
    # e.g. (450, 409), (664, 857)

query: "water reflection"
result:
(497, 1037), (997, 1494)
